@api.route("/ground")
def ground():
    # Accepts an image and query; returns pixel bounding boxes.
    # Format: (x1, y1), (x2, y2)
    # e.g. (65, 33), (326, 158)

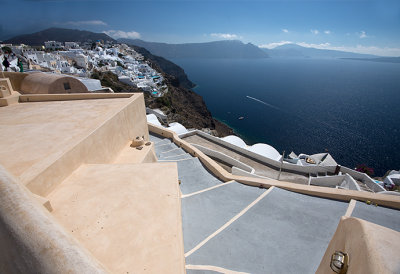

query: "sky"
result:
(1, 0), (400, 56)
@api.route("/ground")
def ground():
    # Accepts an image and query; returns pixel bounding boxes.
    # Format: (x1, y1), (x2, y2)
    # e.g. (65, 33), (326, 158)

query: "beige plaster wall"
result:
(148, 123), (400, 209)
(316, 217), (400, 274)
(0, 72), (29, 91)
(25, 94), (149, 196)
(0, 165), (108, 274)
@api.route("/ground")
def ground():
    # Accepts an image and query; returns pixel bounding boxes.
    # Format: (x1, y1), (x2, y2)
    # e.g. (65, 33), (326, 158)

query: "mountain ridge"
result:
(264, 43), (378, 59)
(4, 28), (115, 46)
(118, 38), (269, 59)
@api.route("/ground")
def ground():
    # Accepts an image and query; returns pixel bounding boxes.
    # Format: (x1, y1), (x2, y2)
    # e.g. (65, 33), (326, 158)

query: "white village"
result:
(1, 40), (167, 97)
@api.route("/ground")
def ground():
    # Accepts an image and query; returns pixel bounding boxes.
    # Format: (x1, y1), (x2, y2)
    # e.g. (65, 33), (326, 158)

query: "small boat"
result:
(238, 117), (244, 120)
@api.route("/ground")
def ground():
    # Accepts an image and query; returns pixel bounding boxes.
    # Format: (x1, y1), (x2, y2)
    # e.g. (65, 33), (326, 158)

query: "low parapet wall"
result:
(192, 143), (254, 173)
(149, 123), (400, 209)
(0, 165), (108, 274)
(316, 217), (400, 273)
(309, 174), (361, 191)
(1, 72), (29, 91)
(341, 166), (386, 192)
(19, 93), (134, 102)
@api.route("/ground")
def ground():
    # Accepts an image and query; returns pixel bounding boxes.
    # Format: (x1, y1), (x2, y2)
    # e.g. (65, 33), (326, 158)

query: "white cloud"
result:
(297, 42), (331, 48)
(282, 29), (289, 33)
(259, 41), (293, 49)
(324, 30), (331, 34)
(210, 33), (241, 40)
(65, 20), (107, 26)
(296, 42), (400, 56)
(103, 30), (141, 39)
(310, 29), (319, 35)
(359, 31), (367, 38)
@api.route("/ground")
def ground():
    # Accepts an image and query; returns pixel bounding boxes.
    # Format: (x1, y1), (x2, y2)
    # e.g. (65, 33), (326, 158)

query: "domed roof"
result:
(146, 114), (161, 126)
(247, 143), (281, 161)
(20, 72), (89, 94)
(167, 122), (188, 135)
(221, 135), (247, 148)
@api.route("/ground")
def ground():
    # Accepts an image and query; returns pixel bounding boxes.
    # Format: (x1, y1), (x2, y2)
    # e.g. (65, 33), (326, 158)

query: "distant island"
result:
(263, 43), (378, 59)
(341, 57), (400, 63)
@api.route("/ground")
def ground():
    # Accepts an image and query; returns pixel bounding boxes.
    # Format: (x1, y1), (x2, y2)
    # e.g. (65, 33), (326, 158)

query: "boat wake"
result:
(246, 96), (280, 111)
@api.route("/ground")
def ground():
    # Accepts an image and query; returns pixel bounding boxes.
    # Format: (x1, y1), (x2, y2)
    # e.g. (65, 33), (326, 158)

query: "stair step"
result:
(159, 153), (193, 161)
(159, 148), (187, 159)
(149, 133), (166, 144)
(154, 139), (172, 147)
(155, 143), (179, 157)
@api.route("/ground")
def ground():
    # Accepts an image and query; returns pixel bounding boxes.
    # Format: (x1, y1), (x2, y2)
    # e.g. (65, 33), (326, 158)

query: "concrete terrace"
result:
(0, 98), (130, 179)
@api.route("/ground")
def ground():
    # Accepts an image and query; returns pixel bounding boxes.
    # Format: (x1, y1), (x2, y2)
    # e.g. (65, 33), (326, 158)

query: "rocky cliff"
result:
(93, 45), (233, 137)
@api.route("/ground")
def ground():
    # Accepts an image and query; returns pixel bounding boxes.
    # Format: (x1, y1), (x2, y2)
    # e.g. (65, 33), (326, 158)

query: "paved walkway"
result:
(151, 133), (353, 273)
(151, 132), (400, 273)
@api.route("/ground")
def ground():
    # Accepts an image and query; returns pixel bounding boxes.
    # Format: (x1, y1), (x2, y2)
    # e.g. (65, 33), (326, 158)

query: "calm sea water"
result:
(172, 58), (400, 176)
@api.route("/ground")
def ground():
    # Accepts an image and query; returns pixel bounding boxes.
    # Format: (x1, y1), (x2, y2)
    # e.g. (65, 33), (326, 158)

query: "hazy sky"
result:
(2, 0), (400, 56)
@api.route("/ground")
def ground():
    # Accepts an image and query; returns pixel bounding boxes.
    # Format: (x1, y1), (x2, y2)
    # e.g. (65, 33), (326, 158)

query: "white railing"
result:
(192, 144), (255, 173)
(180, 130), (337, 175)
(340, 166), (386, 192)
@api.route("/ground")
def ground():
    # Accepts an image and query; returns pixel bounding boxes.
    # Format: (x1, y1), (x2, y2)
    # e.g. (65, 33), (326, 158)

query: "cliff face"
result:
(145, 72), (233, 137)
(92, 45), (233, 137)
(130, 45), (195, 89)
(129, 45), (233, 136)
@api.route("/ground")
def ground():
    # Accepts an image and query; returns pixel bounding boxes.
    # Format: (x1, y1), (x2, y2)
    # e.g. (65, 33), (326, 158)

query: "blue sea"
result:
(172, 58), (400, 177)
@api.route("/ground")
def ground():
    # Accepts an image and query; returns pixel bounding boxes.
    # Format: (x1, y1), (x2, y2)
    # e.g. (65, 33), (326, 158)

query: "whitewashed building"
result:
(44, 41), (63, 50)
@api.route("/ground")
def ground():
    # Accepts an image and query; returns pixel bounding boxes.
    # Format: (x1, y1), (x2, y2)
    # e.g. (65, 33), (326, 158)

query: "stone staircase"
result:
(150, 133), (349, 273)
(150, 132), (399, 273)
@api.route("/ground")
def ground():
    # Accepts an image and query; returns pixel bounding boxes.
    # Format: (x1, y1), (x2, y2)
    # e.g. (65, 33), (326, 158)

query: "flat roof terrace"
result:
(0, 93), (149, 195)
(0, 98), (125, 177)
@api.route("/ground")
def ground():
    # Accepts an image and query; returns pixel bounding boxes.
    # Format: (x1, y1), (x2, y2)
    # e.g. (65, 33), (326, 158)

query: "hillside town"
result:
(0, 40), (167, 97)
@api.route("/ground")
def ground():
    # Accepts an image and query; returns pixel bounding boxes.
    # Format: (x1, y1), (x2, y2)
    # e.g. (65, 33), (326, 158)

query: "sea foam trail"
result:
(246, 96), (281, 111)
